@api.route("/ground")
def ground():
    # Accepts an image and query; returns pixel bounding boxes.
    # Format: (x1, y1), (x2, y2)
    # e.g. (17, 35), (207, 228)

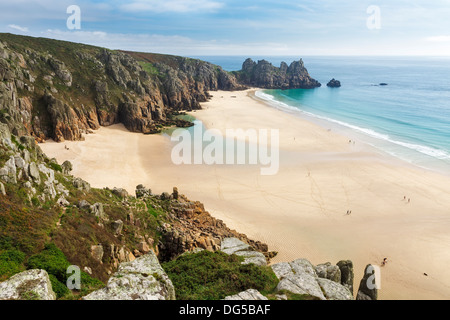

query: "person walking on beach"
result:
(382, 258), (388, 266)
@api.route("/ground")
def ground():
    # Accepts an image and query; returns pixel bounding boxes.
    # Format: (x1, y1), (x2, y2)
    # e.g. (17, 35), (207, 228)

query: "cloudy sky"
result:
(1, 0), (450, 56)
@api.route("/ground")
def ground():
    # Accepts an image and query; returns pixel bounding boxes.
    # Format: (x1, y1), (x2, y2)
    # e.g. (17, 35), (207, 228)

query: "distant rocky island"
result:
(327, 78), (341, 88)
(0, 33), (378, 301)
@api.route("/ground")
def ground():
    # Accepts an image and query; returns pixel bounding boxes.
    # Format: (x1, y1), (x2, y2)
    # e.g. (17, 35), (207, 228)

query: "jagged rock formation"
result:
(315, 262), (341, 282)
(234, 58), (321, 89)
(356, 264), (379, 300)
(0, 34), (246, 143)
(83, 251), (175, 300)
(220, 237), (267, 266)
(327, 78), (341, 87)
(0, 269), (56, 300)
(337, 260), (354, 295)
(144, 187), (276, 262)
(271, 258), (354, 300)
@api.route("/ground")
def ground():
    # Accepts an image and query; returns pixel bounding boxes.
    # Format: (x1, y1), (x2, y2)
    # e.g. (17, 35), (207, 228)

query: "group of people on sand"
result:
(402, 195), (411, 203)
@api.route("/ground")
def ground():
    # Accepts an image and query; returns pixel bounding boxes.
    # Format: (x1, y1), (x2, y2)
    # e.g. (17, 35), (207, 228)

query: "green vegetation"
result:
(48, 162), (62, 172)
(0, 249), (26, 281)
(26, 243), (103, 299)
(10, 135), (25, 151)
(138, 61), (159, 76)
(49, 274), (69, 298)
(162, 250), (279, 300)
(27, 243), (71, 281)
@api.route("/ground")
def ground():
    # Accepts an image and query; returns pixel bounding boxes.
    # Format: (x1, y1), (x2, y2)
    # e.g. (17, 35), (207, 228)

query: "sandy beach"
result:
(40, 89), (450, 300)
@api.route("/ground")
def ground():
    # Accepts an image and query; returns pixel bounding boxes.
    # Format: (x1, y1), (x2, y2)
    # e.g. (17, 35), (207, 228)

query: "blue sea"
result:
(192, 55), (450, 174)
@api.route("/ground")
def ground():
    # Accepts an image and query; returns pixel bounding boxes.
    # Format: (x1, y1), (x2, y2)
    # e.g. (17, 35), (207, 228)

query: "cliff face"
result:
(0, 33), (320, 143)
(234, 58), (321, 89)
(0, 34), (246, 142)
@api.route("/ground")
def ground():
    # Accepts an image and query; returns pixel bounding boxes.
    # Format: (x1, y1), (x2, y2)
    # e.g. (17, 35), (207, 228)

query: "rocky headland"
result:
(234, 58), (321, 90)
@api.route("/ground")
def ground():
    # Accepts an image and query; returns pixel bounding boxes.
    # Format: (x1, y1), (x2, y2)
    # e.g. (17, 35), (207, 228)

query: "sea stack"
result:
(327, 78), (341, 88)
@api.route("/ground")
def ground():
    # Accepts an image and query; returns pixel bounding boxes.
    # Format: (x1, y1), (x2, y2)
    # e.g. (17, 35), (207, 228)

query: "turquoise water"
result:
(193, 56), (450, 173)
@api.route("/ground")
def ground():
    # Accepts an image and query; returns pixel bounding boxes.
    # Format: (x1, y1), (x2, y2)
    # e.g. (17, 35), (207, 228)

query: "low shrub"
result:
(162, 250), (279, 300)
(0, 249), (26, 280)
(27, 242), (104, 299)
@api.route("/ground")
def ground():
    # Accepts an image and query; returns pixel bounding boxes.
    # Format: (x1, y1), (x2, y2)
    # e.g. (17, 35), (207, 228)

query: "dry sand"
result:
(40, 89), (450, 300)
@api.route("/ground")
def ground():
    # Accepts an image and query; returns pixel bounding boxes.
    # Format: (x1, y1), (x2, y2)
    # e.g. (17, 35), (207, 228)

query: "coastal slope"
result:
(41, 90), (450, 300)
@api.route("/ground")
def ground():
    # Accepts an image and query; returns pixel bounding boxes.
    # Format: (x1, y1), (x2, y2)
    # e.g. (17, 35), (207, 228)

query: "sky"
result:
(1, 0), (450, 56)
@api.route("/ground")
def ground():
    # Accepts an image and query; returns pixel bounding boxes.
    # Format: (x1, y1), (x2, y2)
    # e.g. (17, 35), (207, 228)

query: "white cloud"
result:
(426, 35), (450, 42)
(8, 24), (29, 32)
(121, 0), (224, 13)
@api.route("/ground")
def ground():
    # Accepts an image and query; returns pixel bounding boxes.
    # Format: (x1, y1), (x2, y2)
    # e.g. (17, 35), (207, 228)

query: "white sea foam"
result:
(255, 90), (450, 161)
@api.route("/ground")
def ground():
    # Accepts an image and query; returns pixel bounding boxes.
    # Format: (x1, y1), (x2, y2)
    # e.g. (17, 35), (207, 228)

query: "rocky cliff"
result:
(0, 34), (322, 144)
(233, 58), (321, 89)
(0, 33), (246, 143)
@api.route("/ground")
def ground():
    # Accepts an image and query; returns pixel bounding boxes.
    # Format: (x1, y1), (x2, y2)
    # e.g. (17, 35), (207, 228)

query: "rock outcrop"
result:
(220, 237), (267, 266)
(271, 259), (353, 300)
(0, 34), (247, 142)
(315, 262), (341, 282)
(356, 264), (378, 300)
(0, 269), (56, 300)
(327, 78), (341, 87)
(235, 58), (321, 89)
(83, 251), (175, 300)
(154, 189), (275, 262)
(337, 260), (354, 295)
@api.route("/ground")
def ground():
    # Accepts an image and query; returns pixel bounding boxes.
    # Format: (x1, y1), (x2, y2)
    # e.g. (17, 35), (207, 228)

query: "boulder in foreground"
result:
(83, 250), (175, 300)
(0, 269), (56, 300)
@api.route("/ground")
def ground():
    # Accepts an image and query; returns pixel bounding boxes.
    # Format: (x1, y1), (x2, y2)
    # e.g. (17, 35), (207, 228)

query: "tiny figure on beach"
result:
(408, 198), (411, 203)
(346, 210), (352, 215)
(64, 145), (69, 150)
(403, 196), (406, 201)
(381, 258), (388, 266)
